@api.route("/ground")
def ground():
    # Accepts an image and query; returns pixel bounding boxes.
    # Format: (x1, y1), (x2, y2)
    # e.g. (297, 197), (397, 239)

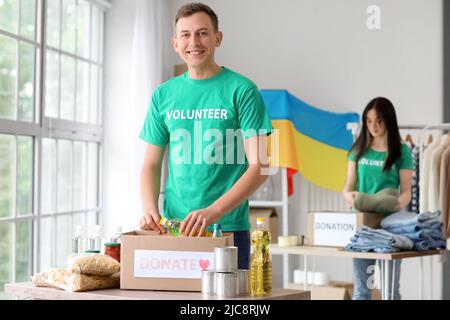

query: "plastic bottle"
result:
(160, 216), (182, 236)
(88, 225), (102, 253)
(72, 225), (86, 254)
(212, 224), (223, 237)
(110, 226), (122, 243)
(250, 217), (272, 296)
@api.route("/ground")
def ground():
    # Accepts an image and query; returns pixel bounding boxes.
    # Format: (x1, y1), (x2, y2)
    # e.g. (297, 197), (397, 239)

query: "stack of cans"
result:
(201, 246), (249, 298)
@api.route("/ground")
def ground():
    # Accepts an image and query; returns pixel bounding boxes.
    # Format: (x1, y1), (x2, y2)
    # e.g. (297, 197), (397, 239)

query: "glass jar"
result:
(104, 242), (121, 262)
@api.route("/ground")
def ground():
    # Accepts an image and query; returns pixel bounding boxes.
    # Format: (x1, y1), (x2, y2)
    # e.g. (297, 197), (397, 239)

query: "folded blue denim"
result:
(379, 211), (446, 251)
(346, 234), (399, 253)
(400, 228), (444, 241)
(345, 226), (413, 253)
(413, 239), (447, 251)
(380, 211), (441, 229)
(384, 221), (443, 234)
(346, 243), (399, 253)
(358, 226), (414, 249)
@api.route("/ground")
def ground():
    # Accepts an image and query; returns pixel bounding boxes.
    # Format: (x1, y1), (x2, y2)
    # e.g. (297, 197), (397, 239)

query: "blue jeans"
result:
(231, 231), (250, 270)
(353, 258), (402, 300)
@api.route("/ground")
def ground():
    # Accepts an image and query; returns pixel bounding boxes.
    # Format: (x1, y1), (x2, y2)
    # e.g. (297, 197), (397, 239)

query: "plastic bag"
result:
(31, 268), (120, 292)
(68, 253), (120, 276)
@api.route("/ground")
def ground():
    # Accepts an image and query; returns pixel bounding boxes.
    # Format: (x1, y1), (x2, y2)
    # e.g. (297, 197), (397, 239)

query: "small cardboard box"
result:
(330, 281), (381, 300)
(249, 208), (279, 243)
(120, 230), (234, 291)
(289, 281), (381, 300)
(306, 211), (385, 247)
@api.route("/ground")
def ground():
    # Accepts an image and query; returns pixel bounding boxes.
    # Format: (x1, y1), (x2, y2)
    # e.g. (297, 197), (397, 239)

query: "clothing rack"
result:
(387, 124), (449, 299)
(419, 124), (450, 169)
(417, 123), (450, 300)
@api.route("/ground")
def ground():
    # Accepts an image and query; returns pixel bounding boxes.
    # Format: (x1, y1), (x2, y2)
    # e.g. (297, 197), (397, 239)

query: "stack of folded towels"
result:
(346, 211), (447, 253)
(381, 211), (446, 251)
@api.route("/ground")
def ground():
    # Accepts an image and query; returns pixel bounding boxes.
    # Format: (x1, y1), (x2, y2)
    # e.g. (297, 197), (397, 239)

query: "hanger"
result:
(405, 134), (414, 147)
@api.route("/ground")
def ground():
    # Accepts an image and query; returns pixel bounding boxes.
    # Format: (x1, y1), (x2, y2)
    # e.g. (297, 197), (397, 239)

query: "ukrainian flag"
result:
(261, 90), (360, 192)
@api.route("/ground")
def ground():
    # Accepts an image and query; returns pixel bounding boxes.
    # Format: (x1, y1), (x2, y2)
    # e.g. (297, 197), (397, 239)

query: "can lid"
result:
(104, 242), (121, 247)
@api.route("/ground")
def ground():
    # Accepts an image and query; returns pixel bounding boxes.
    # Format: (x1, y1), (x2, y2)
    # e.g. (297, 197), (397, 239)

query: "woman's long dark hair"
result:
(349, 97), (402, 171)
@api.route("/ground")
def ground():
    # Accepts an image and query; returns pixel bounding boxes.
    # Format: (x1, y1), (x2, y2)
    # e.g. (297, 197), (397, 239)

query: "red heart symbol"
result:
(199, 259), (210, 270)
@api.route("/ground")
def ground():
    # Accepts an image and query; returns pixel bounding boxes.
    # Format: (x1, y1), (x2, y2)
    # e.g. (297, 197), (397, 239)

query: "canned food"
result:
(238, 269), (249, 295)
(214, 246), (238, 272)
(201, 270), (215, 294)
(215, 272), (239, 298)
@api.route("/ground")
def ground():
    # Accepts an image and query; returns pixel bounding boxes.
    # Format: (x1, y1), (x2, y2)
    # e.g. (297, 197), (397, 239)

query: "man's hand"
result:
(139, 209), (166, 234)
(180, 206), (222, 237)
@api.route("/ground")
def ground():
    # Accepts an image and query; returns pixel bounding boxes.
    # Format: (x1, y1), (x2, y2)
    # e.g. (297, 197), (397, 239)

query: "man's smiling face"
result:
(172, 12), (222, 70)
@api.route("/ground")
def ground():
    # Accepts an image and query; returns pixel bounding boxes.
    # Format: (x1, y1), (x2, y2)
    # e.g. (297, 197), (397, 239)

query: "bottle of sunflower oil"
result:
(250, 217), (272, 296)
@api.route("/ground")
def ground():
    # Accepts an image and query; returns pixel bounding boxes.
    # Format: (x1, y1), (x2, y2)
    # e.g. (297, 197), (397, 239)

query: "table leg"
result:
(429, 256), (433, 300)
(420, 257), (423, 300)
(390, 260), (396, 300)
(378, 260), (384, 300)
(303, 255), (308, 291)
(384, 260), (389, 300)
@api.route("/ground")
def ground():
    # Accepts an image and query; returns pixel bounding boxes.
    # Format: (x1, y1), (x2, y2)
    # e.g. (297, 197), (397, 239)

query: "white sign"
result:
(134, 250), (214, 279)
(313, 213), (357, 247)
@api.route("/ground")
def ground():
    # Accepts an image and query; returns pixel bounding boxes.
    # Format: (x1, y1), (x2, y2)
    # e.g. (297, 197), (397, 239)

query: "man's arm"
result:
(139, 144), (166, 234)
(180, 134), (270, 236)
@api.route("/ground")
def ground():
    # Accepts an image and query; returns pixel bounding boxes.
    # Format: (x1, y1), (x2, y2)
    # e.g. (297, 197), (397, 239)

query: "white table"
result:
(270, 244), (446, 300)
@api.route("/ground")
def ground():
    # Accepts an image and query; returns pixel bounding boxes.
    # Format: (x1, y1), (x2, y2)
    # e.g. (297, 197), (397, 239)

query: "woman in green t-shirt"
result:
(342, 97), (414, 300)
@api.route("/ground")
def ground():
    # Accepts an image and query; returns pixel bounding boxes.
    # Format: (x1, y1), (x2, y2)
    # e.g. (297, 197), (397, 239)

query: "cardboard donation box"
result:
(120, 230), (234, 291)
(249, 208), (279, 243)
(307, 212), (363, 247)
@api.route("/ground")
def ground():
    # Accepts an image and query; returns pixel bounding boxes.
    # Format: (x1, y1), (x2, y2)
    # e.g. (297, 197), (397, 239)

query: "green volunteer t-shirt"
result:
(348, 143), (414, 194)
(139, 67), (272, 231)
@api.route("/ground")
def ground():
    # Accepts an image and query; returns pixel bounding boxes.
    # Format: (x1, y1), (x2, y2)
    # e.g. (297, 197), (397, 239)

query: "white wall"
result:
(103, 0), (444, 299)
(171, 0), (443, 123)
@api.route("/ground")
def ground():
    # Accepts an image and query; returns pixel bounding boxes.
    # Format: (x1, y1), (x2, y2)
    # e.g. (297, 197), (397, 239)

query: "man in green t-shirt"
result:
(138, 3), (272, 269)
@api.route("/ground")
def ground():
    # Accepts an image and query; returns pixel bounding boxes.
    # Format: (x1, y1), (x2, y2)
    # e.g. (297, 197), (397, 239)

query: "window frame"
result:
(0, 0), (109, 287)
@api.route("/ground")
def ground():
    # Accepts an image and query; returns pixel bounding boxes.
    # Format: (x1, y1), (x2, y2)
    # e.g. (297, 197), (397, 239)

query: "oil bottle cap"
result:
(256, 218), (265, 223)
(160, 217), (167, 225)
(213, 223), (221, 229)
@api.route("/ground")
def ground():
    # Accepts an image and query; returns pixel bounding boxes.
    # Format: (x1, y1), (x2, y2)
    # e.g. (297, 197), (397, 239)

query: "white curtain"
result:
(130, 0), (172, 228)
(103, 0), (172, 235)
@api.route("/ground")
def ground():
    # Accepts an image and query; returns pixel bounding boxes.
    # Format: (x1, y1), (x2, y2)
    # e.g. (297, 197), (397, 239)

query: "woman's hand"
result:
(180, 206), (222, 237)
(343, 191), (358, 209)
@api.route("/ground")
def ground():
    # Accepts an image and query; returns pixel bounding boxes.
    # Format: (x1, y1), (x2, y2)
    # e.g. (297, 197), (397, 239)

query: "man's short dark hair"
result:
(175, 2), (219, 32)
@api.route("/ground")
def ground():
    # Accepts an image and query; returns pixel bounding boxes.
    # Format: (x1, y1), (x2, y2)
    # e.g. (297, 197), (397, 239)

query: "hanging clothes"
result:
(428, 135), (450, 212)
(408, 145), (421, 213)
(440, 145), (450, 238)
(420, 136), (441, 212)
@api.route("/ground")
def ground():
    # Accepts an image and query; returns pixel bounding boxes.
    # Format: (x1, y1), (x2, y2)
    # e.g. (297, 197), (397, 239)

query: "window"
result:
(0, 0), (107, 299)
